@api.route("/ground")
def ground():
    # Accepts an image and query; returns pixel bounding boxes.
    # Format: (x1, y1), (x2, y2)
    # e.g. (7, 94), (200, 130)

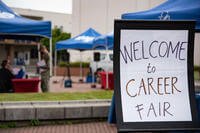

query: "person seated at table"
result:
(0, 60), (15, 93)
(15, 66), (26, 79)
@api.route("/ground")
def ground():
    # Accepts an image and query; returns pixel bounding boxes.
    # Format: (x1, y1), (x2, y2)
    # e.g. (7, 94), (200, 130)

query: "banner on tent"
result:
(114, 20), (200, 132)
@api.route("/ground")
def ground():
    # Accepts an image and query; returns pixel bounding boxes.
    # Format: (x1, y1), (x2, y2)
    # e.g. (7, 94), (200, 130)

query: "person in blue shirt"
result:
(15, 66), (26, 79)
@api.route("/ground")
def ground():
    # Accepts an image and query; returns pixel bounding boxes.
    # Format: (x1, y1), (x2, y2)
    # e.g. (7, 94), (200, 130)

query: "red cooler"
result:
(12, 78), (40, 93)
(99, 72), (114, 89)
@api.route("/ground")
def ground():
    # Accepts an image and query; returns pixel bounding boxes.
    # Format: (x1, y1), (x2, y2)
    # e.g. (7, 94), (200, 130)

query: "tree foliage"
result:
(40, 27), (71, 53)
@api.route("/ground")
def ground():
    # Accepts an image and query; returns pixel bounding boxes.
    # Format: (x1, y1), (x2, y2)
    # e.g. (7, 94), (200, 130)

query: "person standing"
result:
(38, 45), (50, 92)
(0, 60), (15, 93)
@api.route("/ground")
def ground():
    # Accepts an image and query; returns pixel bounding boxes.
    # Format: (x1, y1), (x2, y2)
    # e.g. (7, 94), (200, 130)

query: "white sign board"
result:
(114, 20), (199, 132)
(120, 30), (191, 122)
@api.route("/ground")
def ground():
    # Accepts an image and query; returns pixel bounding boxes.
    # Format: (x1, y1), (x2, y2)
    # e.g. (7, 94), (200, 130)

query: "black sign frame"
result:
(114, 20), (199, 132)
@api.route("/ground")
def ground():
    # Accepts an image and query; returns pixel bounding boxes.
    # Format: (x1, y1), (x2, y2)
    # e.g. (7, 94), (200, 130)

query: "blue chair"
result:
(15, 69), (25, 79)
(86, 75), (96, 83)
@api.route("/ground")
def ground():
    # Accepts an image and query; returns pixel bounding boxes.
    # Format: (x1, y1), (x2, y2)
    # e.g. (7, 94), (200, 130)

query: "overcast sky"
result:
(2, 0), (72, 14)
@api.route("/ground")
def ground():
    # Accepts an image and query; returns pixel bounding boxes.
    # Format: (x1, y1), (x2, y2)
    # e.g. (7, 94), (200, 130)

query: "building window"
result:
(30, 48), (38, 59)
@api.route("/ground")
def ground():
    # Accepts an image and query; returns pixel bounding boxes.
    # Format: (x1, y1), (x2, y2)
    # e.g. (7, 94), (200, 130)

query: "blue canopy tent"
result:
(0, 0), (51, 38)
(93, 32), (114, 50)
(0, 0), (53, 75)
(122, 0), (200, 32)
(56, 28), (101, 50)
(55, 28), (101, 81)
(93, 32), (114, 88)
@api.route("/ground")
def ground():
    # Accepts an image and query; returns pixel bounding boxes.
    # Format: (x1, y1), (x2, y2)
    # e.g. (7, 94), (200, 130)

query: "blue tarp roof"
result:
(0, 0), (51, 38)
(56, 28), (101, 51)
(93, 32), (113, 50)
(122, 0), (200, 31)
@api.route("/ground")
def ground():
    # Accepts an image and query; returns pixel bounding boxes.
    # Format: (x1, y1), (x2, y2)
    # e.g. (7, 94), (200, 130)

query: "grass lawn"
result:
(0, 71), (198, 102)
(0, 90), (113, 102)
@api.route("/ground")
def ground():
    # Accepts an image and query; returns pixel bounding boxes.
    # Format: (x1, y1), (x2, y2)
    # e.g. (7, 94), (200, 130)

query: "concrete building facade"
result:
(12, 8), (72, 33)
(72, 0), (165, 36)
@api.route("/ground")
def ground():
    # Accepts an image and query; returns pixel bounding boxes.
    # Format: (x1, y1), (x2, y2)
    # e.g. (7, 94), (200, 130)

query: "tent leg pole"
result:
(38, 43), (41, 61)
(54, 50), (57, 76)
(91, 62), (96, 88)
(79, 51), (83, 82)
(50, 38), (52, 76)
(106, 47), (109, 89)
(81, 61), (83, 81)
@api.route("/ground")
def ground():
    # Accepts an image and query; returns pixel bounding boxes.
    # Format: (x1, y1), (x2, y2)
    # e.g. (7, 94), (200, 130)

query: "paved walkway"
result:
(49, 76), (103, 93)
(0, 122), (117, 133)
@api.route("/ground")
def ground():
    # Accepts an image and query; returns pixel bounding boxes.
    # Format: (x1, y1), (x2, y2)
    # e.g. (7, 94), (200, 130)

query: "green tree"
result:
(40, 27), (71, 55)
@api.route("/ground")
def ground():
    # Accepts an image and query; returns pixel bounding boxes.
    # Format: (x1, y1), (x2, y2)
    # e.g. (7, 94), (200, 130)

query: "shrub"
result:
(194, 65), (200, 71)
(59, 61), (90, 68)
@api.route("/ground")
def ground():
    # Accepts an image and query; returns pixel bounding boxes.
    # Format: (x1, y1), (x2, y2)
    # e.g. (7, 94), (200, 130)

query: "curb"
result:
(0, 99), (111, 121)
